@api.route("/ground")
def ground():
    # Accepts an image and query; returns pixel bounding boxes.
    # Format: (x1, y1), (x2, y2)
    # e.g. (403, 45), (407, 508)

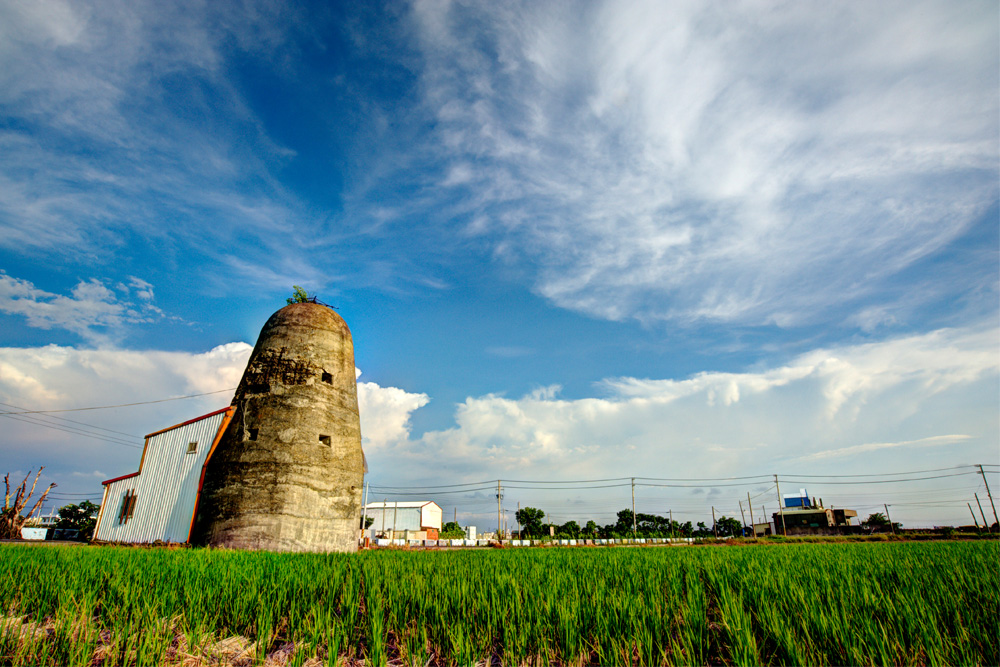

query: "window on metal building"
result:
(187, 441), (198, 454)
(117, 490), (138, 525)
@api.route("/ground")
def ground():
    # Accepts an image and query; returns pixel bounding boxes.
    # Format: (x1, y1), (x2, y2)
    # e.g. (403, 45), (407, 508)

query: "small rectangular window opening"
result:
(319, 434), (331, 446)
(321, 372), (333, 384)
(118, 489), (138, 525)
(248, 428), (259, 441)
(187, 441), (198, 454)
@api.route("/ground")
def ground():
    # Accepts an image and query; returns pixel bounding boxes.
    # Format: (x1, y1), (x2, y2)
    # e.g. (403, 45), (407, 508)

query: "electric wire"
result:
(2, 414), (143, 448)
(779, 471), (977, 485)
(0, 388), (236, 415)
(0, 402), (140, 439)
(776, 465), (976, 478)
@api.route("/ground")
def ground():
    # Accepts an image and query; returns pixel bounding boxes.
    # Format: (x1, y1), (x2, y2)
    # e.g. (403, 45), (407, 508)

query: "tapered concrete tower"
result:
(193, 302), (364, 552)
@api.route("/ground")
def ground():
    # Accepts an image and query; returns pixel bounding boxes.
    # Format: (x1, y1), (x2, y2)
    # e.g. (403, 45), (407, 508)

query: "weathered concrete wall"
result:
(193, 303), (364, 552)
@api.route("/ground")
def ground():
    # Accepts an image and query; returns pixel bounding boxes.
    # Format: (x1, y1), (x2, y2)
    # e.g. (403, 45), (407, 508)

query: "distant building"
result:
(364, 501), (442, 540)
(772, 489), (858, 535)
(93, 408), (234, 544)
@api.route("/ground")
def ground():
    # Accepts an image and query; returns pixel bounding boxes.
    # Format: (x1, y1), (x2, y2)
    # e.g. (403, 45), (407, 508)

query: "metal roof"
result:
(364, 501), (439, 509)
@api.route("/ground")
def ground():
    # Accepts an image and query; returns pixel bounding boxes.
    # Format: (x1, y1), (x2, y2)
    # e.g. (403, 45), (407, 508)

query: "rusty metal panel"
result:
(94, 410), (229, 544)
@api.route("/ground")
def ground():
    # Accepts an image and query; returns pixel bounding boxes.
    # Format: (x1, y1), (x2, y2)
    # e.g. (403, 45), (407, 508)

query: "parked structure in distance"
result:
(364, 501), (443, 540)
(773, 488), (858, 535)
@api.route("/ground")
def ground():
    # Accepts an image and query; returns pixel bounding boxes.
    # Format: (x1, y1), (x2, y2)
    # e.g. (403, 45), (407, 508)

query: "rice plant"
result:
(0, 540), (996, 665)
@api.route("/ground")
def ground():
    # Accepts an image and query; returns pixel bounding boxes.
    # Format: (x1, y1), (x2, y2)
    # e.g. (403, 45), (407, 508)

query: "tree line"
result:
(514, 507), (744, 539)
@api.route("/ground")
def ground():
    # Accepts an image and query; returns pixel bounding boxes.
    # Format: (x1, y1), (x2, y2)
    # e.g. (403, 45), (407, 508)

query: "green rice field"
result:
(1, 540), (997, 666)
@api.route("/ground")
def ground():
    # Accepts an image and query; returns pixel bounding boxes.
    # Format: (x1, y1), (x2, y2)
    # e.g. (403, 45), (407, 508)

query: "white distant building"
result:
(93, 408), (234, 544)
(364, 501), (442, 539)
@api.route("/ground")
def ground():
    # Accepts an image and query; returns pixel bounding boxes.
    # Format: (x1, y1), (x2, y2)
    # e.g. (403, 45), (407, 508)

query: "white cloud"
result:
(798, 435), (973, 463)
(357, 377), (430, 450)
(0, 273), (164, 344)
(407, 1), (998, 325)
(367, 325), (998, 526)
(0, 341), (426, 506)
(1, 325), (995, 526)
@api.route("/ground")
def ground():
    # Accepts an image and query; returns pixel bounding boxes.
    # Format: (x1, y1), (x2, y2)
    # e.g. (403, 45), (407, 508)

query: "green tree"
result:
(862, 512), (900, 532)
(583, 520), (598, 536)
(440, 521), (465, 539)
(714, 516), (743, 537)
(863, 512), (889, 527)
(558, 521), (580, 538)
(515, 507), (545, 537)
(286, 285), (310, 305)
(616, 509), (635, 534)
(56, 500), (100, 540)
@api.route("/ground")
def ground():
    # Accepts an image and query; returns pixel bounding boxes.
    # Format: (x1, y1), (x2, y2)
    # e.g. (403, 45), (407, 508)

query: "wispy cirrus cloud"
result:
(797, 434), (974, 463)
(0, 0), (331, 289)
(405, 0), (999, 326)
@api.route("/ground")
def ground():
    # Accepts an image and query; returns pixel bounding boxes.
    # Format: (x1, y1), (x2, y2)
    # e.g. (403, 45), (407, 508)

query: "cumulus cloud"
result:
(407, 0), (998, 325)
(363, 325), (997, 526)
(0, 324), (996, 525)
(0, 272), (165, 344)
(0, 341), (429, 511)
(357, 377), (430, 450)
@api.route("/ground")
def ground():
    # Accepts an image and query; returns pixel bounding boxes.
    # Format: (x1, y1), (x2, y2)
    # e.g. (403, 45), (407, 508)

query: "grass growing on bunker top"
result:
(0, 541), (997, 666)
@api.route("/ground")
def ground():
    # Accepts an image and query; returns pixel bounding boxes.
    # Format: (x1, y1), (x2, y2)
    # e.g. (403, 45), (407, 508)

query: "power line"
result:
(780, 471), (977, 485)
(637, 474), (772, 482)
(506, 482), (632, 490)
(502, 476), (631, 484)
(777, 465), (975, 478)
(0, 402), (140, 438)
(2, 414), (142, 449)
(638, 480), (772, 488)
(368, 487), (497, 496)
(368, 479), (496, 491)
(0, 388), (236, 415)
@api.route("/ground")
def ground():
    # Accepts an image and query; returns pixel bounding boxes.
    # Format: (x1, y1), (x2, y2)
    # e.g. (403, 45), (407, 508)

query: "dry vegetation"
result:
(1, 469), (55, 540)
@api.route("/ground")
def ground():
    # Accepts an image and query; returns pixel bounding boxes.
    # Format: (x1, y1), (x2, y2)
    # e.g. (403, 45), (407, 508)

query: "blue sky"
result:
(1, 0), (997, 530)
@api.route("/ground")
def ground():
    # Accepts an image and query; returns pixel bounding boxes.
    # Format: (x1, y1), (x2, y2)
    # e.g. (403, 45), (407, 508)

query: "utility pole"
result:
(517, 502), (521, 538)
(362, 481), (369, 531)
(975, 493), (989, 530)
(968, 503), (981, 532)
(883, 504), (894, 535)
(977, 464), (998, 530)
(711, 506), (717, 539)
(392, 500), (398, 540)
(774, 475), (787, 536)
(738, 501), (747, 537)
(748, 493), (756, 538)
(631, 477), (637, 539)
(496, 480), (503, 542)
(669, 509), (674, 540)
(380, 498), (387, 536)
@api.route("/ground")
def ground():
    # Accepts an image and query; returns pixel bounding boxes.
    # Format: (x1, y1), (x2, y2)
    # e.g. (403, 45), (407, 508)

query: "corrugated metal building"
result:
(364, 501), (442, 537)
(93, 407), (234, 544)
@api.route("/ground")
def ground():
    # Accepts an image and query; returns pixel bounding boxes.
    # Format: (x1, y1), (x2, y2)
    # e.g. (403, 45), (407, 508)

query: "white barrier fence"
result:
(363, 537), (710, 548)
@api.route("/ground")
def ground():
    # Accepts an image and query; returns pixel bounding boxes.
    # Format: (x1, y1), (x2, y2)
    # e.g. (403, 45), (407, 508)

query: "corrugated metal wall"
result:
(420, 503), (443, 530)
(365, 506), (423, 532)
(94, 410), (229, 544)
